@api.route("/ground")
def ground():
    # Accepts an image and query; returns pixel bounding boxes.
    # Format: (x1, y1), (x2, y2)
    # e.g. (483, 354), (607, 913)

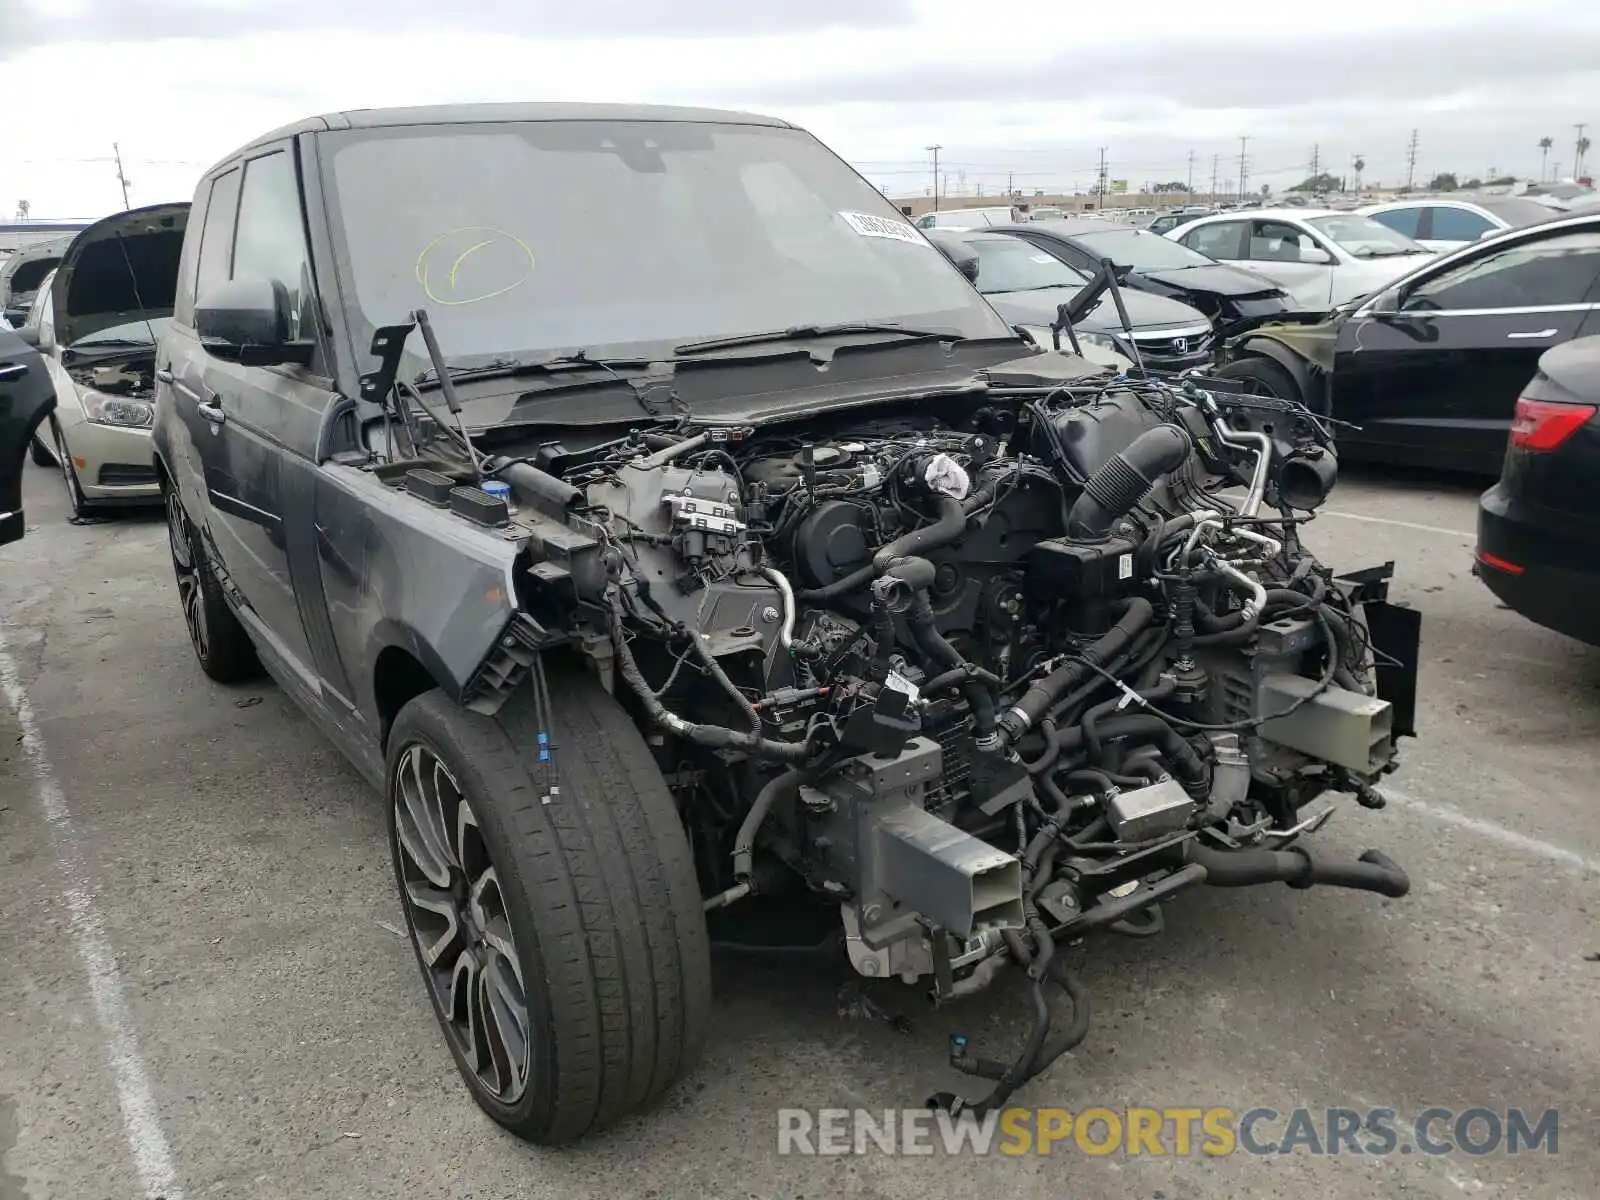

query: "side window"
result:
(1369, 207), (1423, 239)
(194, 168), (242, 309)
(233, 151), (312, 339)
(1182, 220), (1245, 260)
(1403, 231), (1600, 311)
(1248, 221), (1313, 263)
(1429, 207), (1496, 242)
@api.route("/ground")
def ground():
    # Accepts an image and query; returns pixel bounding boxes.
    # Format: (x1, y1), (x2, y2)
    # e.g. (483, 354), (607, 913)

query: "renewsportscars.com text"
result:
(776, 1106), (1559, 1157)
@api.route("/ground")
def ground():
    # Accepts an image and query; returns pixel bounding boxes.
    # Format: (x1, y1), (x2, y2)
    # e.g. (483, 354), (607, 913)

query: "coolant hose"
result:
(798, 492), (976, 601)
(1182, 841), (1410, 898)
(1066, 424), (1192, 541)
(1081, 678), (1177, 765)
(733, 770), (803, 882)
(906, 589), (999, 744)
(1002, 597), (1155, 739)
(1044, 712), (1208, 797)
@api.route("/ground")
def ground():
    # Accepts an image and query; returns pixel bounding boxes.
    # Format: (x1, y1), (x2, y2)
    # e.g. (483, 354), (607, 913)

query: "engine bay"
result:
(376, 351), (1420, 1117)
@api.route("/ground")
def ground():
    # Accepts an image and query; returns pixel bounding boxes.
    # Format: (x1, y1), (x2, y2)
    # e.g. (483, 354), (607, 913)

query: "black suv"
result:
(150, 103), (1418, 1144)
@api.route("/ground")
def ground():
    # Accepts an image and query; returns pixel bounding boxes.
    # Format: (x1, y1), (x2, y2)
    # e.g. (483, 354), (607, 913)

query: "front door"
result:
(191, 145), (336, 695)
(1334, 226), (1600, 471)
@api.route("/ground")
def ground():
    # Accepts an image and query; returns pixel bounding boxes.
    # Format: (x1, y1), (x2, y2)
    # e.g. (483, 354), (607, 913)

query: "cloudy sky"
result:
(3, 0), (1597, 218)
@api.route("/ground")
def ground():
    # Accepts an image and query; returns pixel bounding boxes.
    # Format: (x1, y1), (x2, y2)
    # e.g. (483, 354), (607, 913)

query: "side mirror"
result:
(1300, 246), (1336, 266)
(195, 278), (314, 367)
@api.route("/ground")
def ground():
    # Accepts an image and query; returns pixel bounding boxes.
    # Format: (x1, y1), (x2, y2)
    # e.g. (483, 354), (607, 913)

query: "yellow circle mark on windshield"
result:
(415, 227), (536, 306)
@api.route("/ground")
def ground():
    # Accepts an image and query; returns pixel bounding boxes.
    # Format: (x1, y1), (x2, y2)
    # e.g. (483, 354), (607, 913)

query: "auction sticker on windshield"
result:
(838, 211), (932, 247)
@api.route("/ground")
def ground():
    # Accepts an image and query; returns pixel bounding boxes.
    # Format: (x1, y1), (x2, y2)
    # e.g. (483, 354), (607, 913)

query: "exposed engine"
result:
(447, 360), (1419, 1117)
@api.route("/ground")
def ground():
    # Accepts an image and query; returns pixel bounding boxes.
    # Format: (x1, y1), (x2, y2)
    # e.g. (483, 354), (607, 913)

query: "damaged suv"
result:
(151, 104), (1421, 1144)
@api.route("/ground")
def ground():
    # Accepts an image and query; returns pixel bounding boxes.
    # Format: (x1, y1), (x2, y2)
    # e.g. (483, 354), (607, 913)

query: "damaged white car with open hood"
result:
(19, 202), (185, 516)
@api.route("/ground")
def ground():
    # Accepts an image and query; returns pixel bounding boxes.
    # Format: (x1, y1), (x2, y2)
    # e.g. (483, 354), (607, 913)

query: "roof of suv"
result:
(210, 102), (795, 173)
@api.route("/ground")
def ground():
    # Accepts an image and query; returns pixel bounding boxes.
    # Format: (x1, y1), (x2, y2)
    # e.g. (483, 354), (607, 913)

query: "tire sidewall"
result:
(52, 418), (89, 516)
(384, 694), (559, 1135)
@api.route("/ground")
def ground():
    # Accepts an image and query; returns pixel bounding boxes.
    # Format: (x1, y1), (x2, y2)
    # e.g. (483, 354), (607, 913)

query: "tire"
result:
(1214, 355), (1307, 408)
(52, 419), (92, 518)
(164, 485), (261, 682)
(29, 433), (52, 467)
(386, 675), (712, 1146)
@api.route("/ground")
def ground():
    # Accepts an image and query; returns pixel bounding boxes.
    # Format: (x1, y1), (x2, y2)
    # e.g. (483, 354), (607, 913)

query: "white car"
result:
(913, 206), (1023, 231)
(1356, 196), (1560, 252)
(19, 204), (187, 518)
(1165, 207), (1434, 309)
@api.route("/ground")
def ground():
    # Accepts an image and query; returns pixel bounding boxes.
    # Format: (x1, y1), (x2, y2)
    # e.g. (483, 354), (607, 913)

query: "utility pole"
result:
(1007, 169), (1014, 198)
(1309, 143), (1321, 183)
(1405, 128), (1420, 190)
(926, 144), (943, 210)
(1237, 136), (1250, 203)
(112, 142), (131, 209)
(1210, 153), (1220, 203)
(1576, 124), (1589, 179)
(1096, 146), (1109, 202)
(1186, 149), (1196, 203)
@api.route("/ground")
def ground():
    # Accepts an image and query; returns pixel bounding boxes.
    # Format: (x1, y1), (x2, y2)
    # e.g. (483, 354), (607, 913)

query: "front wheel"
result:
(29, 432), (52, 467)
(1213, 355), (1309, 409)
(386, 674), (711, 1145)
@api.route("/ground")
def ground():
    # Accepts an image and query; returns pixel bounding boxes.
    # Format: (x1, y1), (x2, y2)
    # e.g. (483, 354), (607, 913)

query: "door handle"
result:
(156, 368), (174, 383)
(0, 362), (27, 382)
(1506, 328), (1558, 339)
(198, 392), (226, 425)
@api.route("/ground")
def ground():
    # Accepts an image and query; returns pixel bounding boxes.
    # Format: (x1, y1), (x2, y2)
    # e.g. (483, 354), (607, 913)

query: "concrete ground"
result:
(1, 458), (1596, 1200)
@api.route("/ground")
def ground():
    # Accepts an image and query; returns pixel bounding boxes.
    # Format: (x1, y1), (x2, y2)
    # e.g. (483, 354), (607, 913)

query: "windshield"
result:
(963, 237), (1088, 293)
(1306, 214), (1427, 257)
(319, 120), (1012, 375)
(1069, 229), (1214, 270)
(70, 315), (171, 351)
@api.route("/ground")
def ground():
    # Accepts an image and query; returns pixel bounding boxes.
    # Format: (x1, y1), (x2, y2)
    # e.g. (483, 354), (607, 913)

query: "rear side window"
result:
(1369, 207), (1423, 238)
(233, 151), (313, 340)
(194, 168), (242, 310)
(1429, 207), (1496, 242)
(1182, 220), (1246, 260)
(1404, 231), (1600, 310)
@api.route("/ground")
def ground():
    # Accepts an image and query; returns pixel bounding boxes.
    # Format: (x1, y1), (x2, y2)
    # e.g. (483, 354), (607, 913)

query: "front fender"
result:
(315, 463), (520, 727)
(1225, 333), (1332, 416)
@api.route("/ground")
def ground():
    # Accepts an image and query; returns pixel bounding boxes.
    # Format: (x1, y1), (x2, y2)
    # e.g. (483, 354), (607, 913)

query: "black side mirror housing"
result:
(196, 278), (315, 367)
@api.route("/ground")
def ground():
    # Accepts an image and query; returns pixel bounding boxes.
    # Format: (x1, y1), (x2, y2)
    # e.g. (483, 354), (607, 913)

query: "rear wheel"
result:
(164, 485), (260, 682)
(387, 676), (711, 1145)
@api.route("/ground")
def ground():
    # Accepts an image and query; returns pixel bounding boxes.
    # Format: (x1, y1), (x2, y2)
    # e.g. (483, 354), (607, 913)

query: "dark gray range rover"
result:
(151, 103), (1420, 1144)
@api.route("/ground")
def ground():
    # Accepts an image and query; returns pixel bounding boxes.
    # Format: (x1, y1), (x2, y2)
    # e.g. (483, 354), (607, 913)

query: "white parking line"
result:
(1320, 510), (1475, 540)
(0, 635), (185, 1200)
(1384, 789), (1600, 876)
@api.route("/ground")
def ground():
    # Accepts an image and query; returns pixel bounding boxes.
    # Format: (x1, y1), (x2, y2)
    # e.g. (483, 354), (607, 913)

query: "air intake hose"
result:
(1066, 424), (1192, 541)
(1000, 597), (1154, 739)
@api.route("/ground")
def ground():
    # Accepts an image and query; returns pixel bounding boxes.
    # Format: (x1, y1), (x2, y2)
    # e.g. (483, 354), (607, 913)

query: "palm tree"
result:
(1578, 136), (1592, 179)
(1539, 137), (1554, 181)
(1351, 156), (1366, 193)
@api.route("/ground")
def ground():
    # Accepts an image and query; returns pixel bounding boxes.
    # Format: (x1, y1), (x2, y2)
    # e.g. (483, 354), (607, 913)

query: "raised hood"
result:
(51, 202), (189, 348)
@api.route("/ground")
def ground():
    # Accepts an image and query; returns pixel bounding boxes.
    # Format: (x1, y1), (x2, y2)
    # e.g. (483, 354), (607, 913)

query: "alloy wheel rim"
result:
(392, 743), (532, 1104)
(165, 491), (208, 659)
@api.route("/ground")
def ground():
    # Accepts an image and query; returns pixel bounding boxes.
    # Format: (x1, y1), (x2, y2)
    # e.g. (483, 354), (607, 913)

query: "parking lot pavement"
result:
(2, 460), (1597, 1200)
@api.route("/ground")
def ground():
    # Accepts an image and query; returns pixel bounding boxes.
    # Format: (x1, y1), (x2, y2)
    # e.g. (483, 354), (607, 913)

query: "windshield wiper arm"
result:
(674, 322), (962, 355)
(413, 350), (660, 389)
